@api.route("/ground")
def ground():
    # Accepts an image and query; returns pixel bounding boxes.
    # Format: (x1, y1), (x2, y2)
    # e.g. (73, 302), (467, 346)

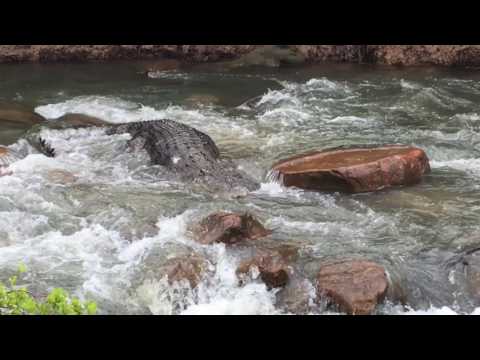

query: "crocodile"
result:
(28, 119), (260, 192)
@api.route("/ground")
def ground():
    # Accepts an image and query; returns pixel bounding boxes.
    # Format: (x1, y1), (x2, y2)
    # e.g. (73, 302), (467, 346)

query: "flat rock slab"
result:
(271, 145), (431, 193)
(316, 260), (389, 315)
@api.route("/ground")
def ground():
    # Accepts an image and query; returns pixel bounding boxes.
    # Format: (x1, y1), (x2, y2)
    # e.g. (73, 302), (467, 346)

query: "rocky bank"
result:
(1, 45), (480, 67)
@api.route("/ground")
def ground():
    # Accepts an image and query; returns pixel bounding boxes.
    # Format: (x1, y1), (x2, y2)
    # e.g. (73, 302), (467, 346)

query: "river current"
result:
(1, 62), (480, 315)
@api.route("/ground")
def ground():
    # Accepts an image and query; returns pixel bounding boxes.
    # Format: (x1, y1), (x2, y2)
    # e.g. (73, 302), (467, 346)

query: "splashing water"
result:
(1, 62), (480, 314)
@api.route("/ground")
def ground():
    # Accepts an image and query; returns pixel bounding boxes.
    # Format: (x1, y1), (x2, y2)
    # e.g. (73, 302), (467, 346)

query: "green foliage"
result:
(0, 265), (97, 315)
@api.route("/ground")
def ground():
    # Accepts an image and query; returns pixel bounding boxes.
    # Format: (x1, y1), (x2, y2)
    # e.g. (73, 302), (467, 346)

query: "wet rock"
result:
(160, 255), (209, 288)
(237, 247), (295, 289)
(236, 244), (299, 289)
(316, 260), (389, 315)
(0, 146), (22, 168)
(457, 247), (480, 301)
(271, 145), (431, 193)
(0, 102), (46, 126)
(45, 169), (78, 184)
(276, 278), (316, 314)
(49, 113), (110, 129)
(193, 212), (272, 245)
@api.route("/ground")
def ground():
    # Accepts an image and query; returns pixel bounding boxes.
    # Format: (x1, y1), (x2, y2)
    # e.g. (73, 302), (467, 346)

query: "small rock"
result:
(271, 145), (431, 193)
(236, 245), (298, 289)
(276, 278), (316, 314)
(316, 260), (389, 315)
(0, 146), (22, 168)
(459, 248), (480, 301)
(161, 255), (208, 289)
(193, 212), (272, 245)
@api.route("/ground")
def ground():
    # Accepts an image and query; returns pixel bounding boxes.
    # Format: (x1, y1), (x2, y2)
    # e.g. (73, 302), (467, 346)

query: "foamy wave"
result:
(400, 79), (421, 90)
(431, 158), (480, 177)
(326, 115), (373, 124)
(35, 96), (256, 141)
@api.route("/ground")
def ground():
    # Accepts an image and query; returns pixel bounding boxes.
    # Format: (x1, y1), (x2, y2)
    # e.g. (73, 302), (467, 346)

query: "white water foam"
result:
(431, 158), (480, 177)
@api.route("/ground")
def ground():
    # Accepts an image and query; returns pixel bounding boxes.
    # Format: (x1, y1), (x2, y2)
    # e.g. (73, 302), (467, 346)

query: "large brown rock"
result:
(236, 245), (299, 289)
(316, 260), (389, 315)
(193, 212), (272, 245)
(270, 145), (431, 193)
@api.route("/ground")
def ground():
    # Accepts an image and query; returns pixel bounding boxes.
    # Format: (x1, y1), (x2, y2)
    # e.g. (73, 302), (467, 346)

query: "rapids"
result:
(1, 62), (480, 314)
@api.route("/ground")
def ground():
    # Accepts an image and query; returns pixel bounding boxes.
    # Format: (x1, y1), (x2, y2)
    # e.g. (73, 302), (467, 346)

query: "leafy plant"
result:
(0, 264), (97, 315)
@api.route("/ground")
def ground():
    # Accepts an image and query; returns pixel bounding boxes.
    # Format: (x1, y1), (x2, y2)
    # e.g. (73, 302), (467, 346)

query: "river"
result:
(1, 61), (480, 315)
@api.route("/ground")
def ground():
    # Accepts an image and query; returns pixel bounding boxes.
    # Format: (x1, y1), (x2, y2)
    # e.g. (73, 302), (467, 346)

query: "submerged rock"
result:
(193, 212), (272, 245)
(316, 260), (389, 315)
(0, 102), (46, 126)
(45, 169), (78, 185)
(49, 113), (111, 129)
(161, 255), (209, 289)
(271, 145), (431, 193)
(0, 146), (22, 176)
(236, 245), (298, 289)
(138, 243), (210, 290)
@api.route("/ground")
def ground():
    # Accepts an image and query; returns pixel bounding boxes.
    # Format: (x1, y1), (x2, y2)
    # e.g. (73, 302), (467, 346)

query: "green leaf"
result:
(87, 302), (97, 315)
(18, 263), (27, 274)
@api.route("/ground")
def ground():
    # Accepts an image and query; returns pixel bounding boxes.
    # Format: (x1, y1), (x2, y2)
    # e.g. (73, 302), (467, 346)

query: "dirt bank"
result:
(1, 45), (480, 67)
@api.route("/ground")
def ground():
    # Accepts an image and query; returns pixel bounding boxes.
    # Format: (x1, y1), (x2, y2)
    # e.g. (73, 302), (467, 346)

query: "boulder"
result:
(236, 246), (298, 289)
(193, 212), (272, 245)
(270, 145), (431, 193)
(316, 260), (389, 315)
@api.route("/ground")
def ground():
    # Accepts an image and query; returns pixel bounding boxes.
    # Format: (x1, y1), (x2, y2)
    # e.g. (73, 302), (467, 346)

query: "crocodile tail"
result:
(38, 137), (56, 158)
